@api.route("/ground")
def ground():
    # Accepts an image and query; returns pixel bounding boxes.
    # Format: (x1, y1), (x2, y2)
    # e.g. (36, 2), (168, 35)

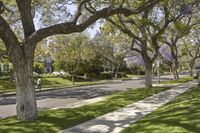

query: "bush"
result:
(33, 62), (45, 74)
(100, 72), (113, 80)
(86, 73), (100, 79)
(139, 71), (145, 75)
(0, 79), (16, 91)
(0, 71), (9, 76)
(117, 72), (128, 78)
(63, 75), (91, 82)
(0, 76), (9, 80)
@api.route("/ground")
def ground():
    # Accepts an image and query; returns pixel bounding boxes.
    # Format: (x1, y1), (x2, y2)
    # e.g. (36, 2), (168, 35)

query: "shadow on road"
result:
(0, 86), (118, 105)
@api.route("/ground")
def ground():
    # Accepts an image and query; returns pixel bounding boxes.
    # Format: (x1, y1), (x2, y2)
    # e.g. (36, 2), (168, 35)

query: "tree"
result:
(0, 0), (159, 121)
(183, 29), (200, 76)
(161, 3), (199, 79)
(52, 34), (93, 84)
(93, 33), (131, 79)
(103, 0), (186, 87)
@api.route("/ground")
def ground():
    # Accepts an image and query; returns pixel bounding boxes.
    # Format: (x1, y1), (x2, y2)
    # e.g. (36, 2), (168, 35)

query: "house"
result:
(44, 55), (53, 73)
(36, 54), (53, 73)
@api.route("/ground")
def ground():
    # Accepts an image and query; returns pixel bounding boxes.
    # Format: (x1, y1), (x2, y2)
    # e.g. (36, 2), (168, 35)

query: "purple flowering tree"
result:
(184, 30), (200, 76)
(161, 4), (199, 79)
(105, 1), (190, 87)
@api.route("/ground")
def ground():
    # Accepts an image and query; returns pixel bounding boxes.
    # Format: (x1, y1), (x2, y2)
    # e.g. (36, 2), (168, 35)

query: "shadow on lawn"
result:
(122, 86), (200, 133)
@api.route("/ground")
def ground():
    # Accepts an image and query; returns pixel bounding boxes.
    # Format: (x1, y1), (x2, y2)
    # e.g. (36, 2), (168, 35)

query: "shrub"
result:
(117, 72), (128, 78)
(86, 73), (100, 79)
(0, 76), (9, 80)
(0, 79), (16, 91)
(63, 75), (91, 82)
(33, 62), (45, 74)
(139, 71), (145, 75)
(0, 71), (9, 76)
(100, 72), (113, 80)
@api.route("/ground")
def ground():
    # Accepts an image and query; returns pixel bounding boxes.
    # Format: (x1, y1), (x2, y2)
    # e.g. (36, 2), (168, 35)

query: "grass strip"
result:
(160, 76), (193, 84)
(0, 77), (107, 93)
(121, 86), (200, 133)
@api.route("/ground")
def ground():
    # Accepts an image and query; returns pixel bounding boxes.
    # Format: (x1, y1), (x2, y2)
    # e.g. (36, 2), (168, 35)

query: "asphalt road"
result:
(0, 74), (188, 118)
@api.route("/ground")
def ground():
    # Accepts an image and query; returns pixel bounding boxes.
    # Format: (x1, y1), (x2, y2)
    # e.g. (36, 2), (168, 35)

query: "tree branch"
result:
(27, 7), (142, 44)
(73, 0), (91, 23)
(16, 0), (35, 38)
(0, 16), (19, 51)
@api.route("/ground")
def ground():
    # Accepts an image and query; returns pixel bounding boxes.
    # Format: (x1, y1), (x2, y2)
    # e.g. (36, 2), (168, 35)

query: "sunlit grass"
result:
(121, 86), (200, 133)
(0, 78), (107, 93)
(160, 76), (193, 84)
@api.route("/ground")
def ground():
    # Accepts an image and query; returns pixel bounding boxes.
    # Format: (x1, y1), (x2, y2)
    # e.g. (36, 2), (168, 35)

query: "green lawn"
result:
(127, 74), (141, 78)
(0, 86), (171, 133)
(160, 76), (193, 84)
(119, 74), (141, 80)
(121, 86), (200, 133)
(40, 78), (106, 88)
(0, 77), (107, 93)
(0, 79), (16, 93)
(0, 76), (193, 93)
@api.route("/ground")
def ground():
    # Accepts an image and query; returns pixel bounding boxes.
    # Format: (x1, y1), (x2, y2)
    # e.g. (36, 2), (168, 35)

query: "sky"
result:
(33, 4), (101, 38)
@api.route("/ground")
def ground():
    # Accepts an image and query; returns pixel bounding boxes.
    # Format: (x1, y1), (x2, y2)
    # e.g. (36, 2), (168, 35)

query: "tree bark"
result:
(172, 67), (179, 80)
(71, 73), (75, 85)
(171, 61), (179, 80)
(11, 45), (37, 121)
(15, 66), (37, 121)
(114, 65), (120, 80)
(175, 67), (179, 79)
(190, 61), (195, 77)
(145, 62), (153, 88)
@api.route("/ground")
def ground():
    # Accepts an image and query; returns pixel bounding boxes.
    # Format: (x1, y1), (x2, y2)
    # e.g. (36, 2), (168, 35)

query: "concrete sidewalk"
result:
(61, 81), (195, 133)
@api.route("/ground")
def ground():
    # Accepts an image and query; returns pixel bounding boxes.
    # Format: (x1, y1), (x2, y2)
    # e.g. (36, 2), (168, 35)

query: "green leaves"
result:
(174, 21), (190, 36)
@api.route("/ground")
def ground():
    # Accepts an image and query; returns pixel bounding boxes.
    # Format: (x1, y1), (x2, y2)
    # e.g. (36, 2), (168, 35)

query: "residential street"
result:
(0, 74), (187, 118)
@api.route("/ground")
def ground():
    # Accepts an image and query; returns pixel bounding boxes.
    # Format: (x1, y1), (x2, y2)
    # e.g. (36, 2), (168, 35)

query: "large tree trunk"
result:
(174, 68), (179, 79)
(11, 45), (37, 121)
(15, 66), (37, 121)
(114, 65), (120, 80)
(145, 62), (153, 88)
(172, 61), (179, 80)
(190, 61), (195, 77)
(172, 67), (179, 80)
(190, 67), (193, 77)
(71, 73), (75, 85)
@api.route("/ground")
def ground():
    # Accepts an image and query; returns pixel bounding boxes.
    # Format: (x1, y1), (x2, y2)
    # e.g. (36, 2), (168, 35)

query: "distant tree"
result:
(162, 4), (199, 79)
(102, 1), (188, 87)
(93, 33), (131, 79)
(183, 29), (200, 76)
(52, 34), (95, 84)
